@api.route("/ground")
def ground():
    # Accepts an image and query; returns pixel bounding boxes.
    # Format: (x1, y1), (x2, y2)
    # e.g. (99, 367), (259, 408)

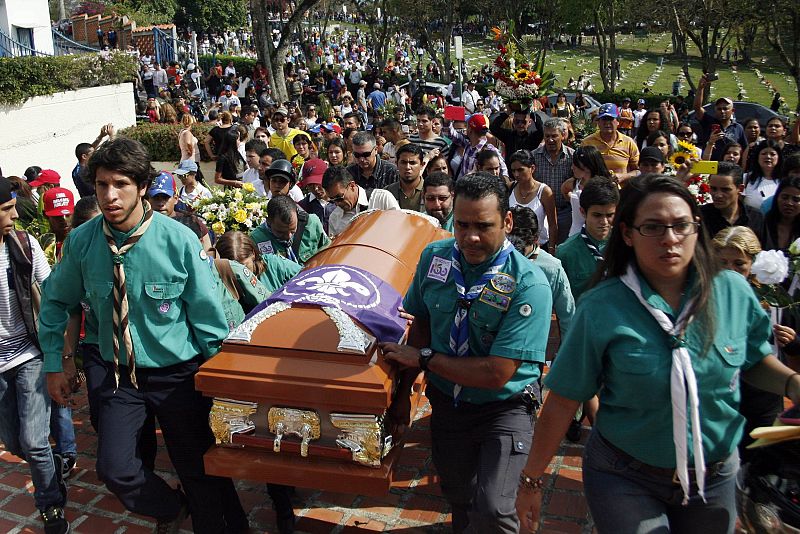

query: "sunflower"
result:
(514, 69), (531, 81)
(677, 139), (698, 154)
(670, 152), (691, 167)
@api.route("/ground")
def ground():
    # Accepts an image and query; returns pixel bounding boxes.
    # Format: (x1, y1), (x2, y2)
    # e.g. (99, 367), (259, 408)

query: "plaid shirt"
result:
(448, 124), (508, 180)
(346, 158), (400, 194)
(532, 144), (574, 209)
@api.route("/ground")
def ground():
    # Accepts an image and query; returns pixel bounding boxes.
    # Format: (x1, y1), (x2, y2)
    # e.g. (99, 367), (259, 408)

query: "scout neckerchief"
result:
(449, 239), (513, 401)
(580, 227), (604, 262)
(265, 222), (299, 263)
(102, 203), (154, 389)
(619, 265), (705, 504)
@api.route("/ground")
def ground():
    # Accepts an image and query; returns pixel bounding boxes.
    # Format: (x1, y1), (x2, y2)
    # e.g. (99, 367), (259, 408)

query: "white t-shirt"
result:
(509, 183), (550, 245)
(743, 174), (779, 211)
(0, 236), (50, 373)
(178, 183), (212, 206)
(266, 185), (304, 203)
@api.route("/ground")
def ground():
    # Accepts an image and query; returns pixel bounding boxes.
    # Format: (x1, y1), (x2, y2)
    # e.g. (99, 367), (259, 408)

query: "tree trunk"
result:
(670, 8), (695, 94)
(764, 9), (800, 114)
(442, 0), (454, 83)
(594, 9), (611, 93)
(608, 0), (616, 92)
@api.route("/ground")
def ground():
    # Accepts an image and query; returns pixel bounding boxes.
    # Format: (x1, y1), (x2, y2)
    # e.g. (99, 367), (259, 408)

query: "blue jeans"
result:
(50, 403), (77, 456)
(0, 356), (65, 510)
(583, 430), (739, 534)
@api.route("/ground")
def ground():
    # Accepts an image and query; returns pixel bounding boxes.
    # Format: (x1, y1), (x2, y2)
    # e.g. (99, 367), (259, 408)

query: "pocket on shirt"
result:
(609, 350), (658, 375)
(86, 281), (113, 315)
(143, 281), (184, 322)
(713, 336), (747, 393)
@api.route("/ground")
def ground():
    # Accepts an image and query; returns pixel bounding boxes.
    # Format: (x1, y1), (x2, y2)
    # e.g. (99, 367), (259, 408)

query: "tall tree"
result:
(175, 0), (248, 31)
(250, 0), (321, 103)
(761, 0), (800, 113)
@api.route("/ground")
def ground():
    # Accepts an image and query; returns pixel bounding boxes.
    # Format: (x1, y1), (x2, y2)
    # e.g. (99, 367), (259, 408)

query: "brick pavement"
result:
(0, 389), (594, 534)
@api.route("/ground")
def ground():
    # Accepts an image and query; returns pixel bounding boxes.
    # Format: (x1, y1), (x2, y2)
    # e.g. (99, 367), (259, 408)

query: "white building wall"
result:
(0, 83), (136, 196)
(0, 0), (54, 55)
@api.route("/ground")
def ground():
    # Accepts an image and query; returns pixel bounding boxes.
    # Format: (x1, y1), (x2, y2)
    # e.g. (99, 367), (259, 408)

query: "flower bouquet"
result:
(685, 174), (712, 205)
(192, 183), (269, 235)
(490, 24), (554, 109)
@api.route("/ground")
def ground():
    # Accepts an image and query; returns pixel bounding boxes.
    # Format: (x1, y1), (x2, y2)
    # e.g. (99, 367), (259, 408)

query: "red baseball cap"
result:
(42, 187), (75, 216)
(299, 158), (328, 187)
(29, 169), (61, 187)
(467, 113), (490, 132)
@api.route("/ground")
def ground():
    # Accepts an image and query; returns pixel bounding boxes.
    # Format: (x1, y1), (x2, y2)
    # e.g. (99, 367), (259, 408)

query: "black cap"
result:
(0, 176), (16, 204)
(640, 146), (666, 163)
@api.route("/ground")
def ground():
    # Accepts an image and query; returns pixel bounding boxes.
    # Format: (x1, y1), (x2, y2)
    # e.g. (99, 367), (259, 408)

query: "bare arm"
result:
(560, 177), (575, 198)
(742, 354), (800, 404)
(693, 75), (708, 119)
(540, 185), (558, 252)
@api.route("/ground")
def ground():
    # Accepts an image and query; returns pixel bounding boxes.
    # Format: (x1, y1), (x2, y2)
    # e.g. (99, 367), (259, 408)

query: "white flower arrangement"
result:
(192, 183), (269, 235)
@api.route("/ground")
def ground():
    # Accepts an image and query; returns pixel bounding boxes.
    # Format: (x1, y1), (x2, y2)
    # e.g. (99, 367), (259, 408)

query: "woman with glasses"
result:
(758, 175), (800, 250)
(743, 140), (782, 210)
(516, 173), (800, 534)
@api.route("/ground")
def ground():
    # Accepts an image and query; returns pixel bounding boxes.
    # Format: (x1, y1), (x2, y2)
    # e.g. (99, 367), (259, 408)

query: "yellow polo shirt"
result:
(581, 131), (639, 176)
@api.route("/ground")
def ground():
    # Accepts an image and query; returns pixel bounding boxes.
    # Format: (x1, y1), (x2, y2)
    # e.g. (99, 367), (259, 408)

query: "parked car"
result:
(545, 92), (602, 116)
(687, 102), (788, 129)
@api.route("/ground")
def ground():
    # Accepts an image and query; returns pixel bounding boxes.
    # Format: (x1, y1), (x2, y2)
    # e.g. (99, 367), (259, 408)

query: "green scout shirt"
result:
(555, 231), (607, 300)
(529, 247), (575, 337)
(39, 212), (229, 372)
(545, 269), (772, 467)
(258, 253), (301, 292)
(441, 211), (454, 233)
(249, 212), (330, 265)
(216, 259), (272, 331)
(403, 237), (553, 404)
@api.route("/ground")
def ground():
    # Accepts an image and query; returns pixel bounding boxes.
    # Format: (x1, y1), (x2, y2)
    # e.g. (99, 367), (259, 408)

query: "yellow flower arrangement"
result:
(212, 221), (226, 235)
(192, 187), (269, 235)
(233, 209), (248, 224)
(242, 182), (256, 193)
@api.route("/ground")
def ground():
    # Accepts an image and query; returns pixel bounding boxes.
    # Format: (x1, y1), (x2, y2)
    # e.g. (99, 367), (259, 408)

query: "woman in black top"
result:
(214, 130), (246, 188)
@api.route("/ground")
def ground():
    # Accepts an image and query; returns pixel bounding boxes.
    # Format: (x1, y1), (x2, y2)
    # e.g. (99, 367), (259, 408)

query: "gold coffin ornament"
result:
(331, 413), (392, 468)
(267, 407), (321, 457)
(209, 398), (258, 445)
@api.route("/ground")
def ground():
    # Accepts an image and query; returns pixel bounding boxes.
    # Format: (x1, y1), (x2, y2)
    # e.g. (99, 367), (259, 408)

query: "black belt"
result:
(598, 433), (729, 484)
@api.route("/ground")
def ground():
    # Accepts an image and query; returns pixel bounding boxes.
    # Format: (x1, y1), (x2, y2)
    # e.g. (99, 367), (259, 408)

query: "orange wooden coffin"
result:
(195, 210), (450, 496)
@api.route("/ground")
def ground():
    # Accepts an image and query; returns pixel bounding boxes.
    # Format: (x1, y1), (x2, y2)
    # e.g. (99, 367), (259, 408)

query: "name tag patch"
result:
(478, 288), (510, 311)
(258, 241), (274, 255)
(427, 256), (452, 282)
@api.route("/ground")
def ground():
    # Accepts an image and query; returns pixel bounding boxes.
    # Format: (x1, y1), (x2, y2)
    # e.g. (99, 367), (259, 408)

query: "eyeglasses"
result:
(632, 222), (700, 237)
(353, 149), (374, 159)
(328, 193), (346, 203)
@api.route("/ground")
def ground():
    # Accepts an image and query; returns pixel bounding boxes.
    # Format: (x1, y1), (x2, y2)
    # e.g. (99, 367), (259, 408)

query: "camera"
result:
(706, 72), (719, 82)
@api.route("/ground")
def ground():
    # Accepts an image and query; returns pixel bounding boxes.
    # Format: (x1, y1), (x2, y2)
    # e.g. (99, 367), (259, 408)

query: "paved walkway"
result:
(0, 389), (594, 533)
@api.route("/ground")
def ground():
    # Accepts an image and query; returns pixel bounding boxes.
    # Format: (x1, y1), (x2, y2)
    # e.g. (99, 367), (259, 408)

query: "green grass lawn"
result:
(455, 32), (797, 112)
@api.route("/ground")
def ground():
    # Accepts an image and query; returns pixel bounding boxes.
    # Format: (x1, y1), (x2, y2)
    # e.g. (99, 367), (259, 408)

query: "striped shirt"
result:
(581, 131), (639, 176)
(408, 134), (450, 159)
(0, 237), (50, 372)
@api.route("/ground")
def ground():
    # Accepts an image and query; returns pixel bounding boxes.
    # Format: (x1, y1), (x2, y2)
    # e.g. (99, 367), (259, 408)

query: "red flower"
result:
(524, 78), (534, 85)
(499, 46), (507, 55)
(699, 183), (710, 193)
(493, 71), (501, 79)
(495, 57), (506, 68)
(533, 77), (542, 86)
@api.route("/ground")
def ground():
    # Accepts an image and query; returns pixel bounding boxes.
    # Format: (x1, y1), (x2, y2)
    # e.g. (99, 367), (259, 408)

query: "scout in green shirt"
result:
(508, 205), (575, 338)
(381, 174), (552, 534)
(214, 229), (301, 293)
(249, 195), (329, 265)
(40, 138), (246, 533)
(422, 171), (454, 232)
(516, 174), (800, 534)
(556, 177), (619, 300)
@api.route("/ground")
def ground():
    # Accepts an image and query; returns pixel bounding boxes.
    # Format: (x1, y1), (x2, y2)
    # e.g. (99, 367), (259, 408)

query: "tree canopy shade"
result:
(91, 0), (247, 29)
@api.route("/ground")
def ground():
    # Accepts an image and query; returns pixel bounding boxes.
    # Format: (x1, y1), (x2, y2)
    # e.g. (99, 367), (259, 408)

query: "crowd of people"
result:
(3, 18), (800, 534)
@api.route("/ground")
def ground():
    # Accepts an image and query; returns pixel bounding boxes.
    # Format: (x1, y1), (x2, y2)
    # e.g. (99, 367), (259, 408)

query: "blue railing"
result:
(0, 27), (51, 58)
(52, 28), (100, 55)
(153, 27), (174, 64)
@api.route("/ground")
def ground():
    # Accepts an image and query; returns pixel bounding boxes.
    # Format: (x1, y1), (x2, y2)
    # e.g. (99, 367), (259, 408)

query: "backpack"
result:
(186, 75), (198, 92)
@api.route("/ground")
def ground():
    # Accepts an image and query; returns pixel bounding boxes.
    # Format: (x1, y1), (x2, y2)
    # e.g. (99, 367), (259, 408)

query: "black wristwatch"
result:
(419, 348), (435, 371)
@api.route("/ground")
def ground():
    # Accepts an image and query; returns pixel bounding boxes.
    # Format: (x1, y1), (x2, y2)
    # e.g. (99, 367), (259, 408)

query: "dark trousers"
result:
(427, 385), (534, 534)
(91, 355), (246, 533)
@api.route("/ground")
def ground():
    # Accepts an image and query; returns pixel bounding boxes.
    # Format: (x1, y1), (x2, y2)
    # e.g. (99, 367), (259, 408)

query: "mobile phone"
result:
(711, 123), (721, 133)
(691, 160), (719, 174)
(706, 72), (719, 82)
(779, 404), (800, 425)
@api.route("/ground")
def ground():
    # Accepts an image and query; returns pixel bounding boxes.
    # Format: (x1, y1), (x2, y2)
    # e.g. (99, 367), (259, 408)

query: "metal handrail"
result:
(0, 27), (51, 57)
(52, 28), (100, 55)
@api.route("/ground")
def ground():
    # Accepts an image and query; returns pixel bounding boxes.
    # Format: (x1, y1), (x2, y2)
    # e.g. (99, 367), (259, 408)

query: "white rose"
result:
(751, 250), (789, 285)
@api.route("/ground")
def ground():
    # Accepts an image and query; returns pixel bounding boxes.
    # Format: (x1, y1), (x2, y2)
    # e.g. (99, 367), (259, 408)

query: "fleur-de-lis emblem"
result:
(297, 269), (370, 297)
